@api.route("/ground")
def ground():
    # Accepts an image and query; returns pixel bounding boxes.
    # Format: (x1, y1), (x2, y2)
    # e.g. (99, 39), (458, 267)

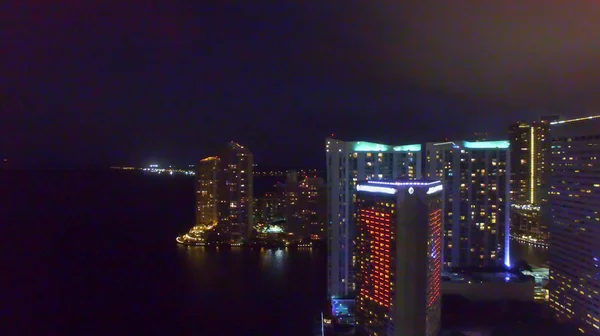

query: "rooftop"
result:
(431, 140), (510, 149)
(355, 179), (444, 196)
(440, 295), (580, 335)
(325, 138), (422, 152)
(442, 267), (532, 284)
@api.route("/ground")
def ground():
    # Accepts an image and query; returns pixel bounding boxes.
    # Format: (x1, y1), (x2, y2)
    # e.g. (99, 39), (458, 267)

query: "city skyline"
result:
(4, 2), (599, 335)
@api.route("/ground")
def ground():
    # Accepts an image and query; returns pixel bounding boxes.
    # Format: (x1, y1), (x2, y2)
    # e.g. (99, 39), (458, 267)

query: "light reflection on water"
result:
(176, 246), (320, 292)
(511, 240), (549, 267)
(261, 248), (285, 275)
(172, 246), (326, 335)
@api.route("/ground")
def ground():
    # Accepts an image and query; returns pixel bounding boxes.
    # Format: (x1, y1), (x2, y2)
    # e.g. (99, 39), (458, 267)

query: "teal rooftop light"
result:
(353, 141), (390, 152)
(464, 140), (510, 149)
(393, 144), (421, 152)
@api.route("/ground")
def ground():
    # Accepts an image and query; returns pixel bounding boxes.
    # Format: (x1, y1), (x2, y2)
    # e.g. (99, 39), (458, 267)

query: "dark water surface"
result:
(1, 170), (326, 335)
(510, 240), (550, 268)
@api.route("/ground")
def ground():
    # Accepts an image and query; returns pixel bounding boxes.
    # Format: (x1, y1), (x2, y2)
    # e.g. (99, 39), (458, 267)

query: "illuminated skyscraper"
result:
(426, 140), (511, 268)
(508, 116), (559, 240)
(195, 142), (254, 239)
(283, 171), (327, 238)
(354, 180), (443, 336)
(326, 139), (422, 298)
(195, 156), (219, 227)
(546, 115), (600, 334)
(217, 142), (253, 239)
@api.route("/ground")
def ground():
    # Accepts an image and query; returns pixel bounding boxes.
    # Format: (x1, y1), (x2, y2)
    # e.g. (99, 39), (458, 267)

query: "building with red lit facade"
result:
(354, 180), (443, 336)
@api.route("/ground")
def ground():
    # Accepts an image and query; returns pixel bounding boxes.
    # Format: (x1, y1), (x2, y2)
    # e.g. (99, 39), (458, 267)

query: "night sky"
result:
(2, 1), (600, 168)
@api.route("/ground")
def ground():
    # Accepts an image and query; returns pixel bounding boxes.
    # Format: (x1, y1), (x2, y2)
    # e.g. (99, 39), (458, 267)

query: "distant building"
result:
(195, 156), (219, 227)
(508, 116), (559, 240)
(300, 176), (327, 239)
(254, 194), (285, 225)
(547, 115), (600, 334)
(195, 142), (254, 239)
(354, 180), (443, 336)
(326, 138), (422, 298)
(425, 140), (511, 268)
(283, 170), (327, 239)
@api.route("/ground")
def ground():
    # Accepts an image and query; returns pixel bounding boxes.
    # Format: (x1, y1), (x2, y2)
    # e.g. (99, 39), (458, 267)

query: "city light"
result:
(463, 140), (510, 149)
(530, 127), (535, 204)
(352, 142), (423, 152)
(511, 203), (540, 211)
(433, 141), (456, 146)
(200, 156), (218, 162)
(356, 184), (397, 194)
(393, 144), (421, 152)
(367, 181), (439, 187)
(353, 141), (390, 152)
(266, 226), (284, 233)
(426, 185), (443, 194)
(358, 208), (392, 308)
(550, 115), (600, 125)
(111, 166), (196, 175)
(428, 208), (442, 309)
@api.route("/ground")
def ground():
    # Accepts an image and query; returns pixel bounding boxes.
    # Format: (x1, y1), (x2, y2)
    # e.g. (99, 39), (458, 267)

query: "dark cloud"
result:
(1, 1), (599, 168)
(340, 1), (600, 108)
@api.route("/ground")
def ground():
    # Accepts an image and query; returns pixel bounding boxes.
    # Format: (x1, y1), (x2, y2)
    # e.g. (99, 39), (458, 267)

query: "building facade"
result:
(326, 138), (422, 298)
(354, 180), (443, 336)
(508, 116), (559, 240)
(425, 140), (511, 268)
(195, 142), (254, 240)
(254, 194), (285, 225)
(547, 115), (600, 334)
(195, 156), (219, 227)
(296, 176), (327, 239)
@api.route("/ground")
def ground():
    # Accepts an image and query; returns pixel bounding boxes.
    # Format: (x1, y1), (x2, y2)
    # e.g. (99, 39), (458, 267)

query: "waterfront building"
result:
(195, 156), (219, 227)
(546, 115), (600, 334)
(425, 140), (511, 268)
(195, 142), (254, 239)
(270, 171), (327, 239)
(254, 194), (285, 225)
(325, 138), (422, 298)
(354, 180), (443, 336)
(296, 175), (327, 239)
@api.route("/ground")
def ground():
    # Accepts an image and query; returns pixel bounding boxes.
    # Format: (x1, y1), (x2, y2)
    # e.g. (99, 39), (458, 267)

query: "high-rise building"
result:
(254, 194), (285, 225)
(354, 180), (443, 336)
(326, 138), (422, 298)
(195, 142), (254, 239)
(283, 170), (301, 235)
(425, 140), (511, 268)
(508, 116), (560, 240)
(546, 115), (600, 334)
(300, 176), (327, 239)
(284, 171), (327, 238)
(195, 156), (219, 227)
